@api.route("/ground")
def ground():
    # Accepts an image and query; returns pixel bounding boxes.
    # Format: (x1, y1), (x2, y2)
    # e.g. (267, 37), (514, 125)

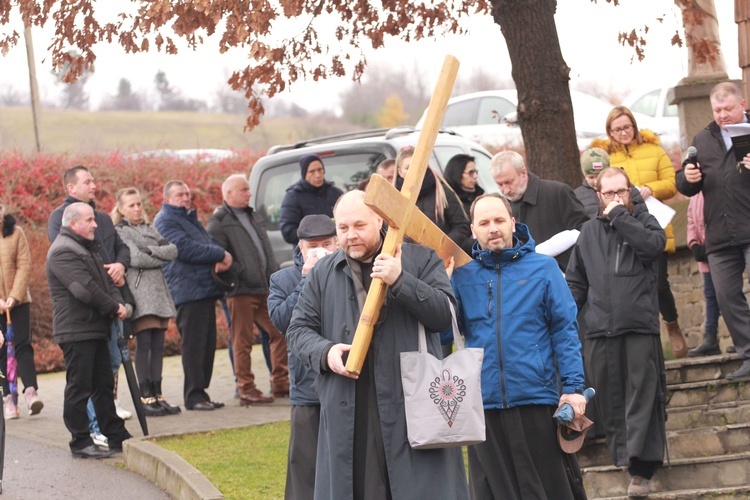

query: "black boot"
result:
(153, 380), (181, 415)
(140, 381), (167, 417)
(688, 331), (721, 357)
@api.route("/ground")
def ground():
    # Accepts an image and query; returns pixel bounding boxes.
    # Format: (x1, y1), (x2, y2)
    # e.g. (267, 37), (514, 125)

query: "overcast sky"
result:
(0, 0), (740, 113)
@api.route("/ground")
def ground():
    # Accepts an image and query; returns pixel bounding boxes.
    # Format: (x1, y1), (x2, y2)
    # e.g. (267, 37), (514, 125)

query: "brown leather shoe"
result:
(666, 321), (688, 358)
(239, 390), (274, 405)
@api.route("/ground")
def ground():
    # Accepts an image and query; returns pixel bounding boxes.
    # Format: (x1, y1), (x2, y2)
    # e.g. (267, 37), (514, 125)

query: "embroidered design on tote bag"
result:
(429, 369), (466, 427)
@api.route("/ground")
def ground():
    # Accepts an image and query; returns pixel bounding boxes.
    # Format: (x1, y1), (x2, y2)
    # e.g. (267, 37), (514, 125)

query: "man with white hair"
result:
(46, 202), (132, 459)
(207, 174), (288, 404)
(490, 151), (588, 270)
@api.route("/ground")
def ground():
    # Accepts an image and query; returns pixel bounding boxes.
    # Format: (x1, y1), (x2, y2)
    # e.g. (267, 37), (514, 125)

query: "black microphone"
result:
(682, 146), (698, 169)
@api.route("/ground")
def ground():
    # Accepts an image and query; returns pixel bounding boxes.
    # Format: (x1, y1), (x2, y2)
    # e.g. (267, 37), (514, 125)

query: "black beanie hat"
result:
(300, 154), (323, 178)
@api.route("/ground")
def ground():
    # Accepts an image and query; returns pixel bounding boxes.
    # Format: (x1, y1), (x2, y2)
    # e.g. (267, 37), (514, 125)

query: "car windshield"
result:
(255, 151), (385, 230)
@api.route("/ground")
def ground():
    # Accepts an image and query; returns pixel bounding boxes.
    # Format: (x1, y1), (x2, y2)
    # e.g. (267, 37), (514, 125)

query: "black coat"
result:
(573, 181), (599, 220)
(48, 195), (131, 268)
(510, 173), (589, 270)
(566, 200), (666, 338)
(279, 179), (344, 245)
(207, 204), (279, 297)
(46, 227), (124, 344)
(676, 116), (750, 254)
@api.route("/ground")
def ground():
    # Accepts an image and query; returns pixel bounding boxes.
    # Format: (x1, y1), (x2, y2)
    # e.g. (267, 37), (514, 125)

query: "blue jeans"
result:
(88, 320), (123, 434)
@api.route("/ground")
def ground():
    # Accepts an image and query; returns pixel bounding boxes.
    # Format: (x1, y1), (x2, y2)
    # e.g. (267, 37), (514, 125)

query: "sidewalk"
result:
(3, 348), (290, 498)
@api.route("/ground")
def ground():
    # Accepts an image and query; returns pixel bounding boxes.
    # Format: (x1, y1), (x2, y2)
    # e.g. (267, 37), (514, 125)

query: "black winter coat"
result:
(510, 173), (589, 270)
(676, 116), (750, 254)
(566, 200), (666, 339)
(279, 179), (344, 245)
(48, 195), (131, 268)
(46, 227), (124, 344)
(207, 204), (279, 297)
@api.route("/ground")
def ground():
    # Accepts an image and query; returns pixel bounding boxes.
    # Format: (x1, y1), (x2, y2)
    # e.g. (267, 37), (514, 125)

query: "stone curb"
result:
(124, 438), (224, 500)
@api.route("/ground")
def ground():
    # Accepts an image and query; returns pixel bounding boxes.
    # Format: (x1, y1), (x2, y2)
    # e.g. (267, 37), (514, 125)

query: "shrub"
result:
(4, 150), (259, 373)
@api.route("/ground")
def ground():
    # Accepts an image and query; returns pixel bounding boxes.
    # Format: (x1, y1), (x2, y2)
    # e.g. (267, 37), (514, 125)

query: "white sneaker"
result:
(91, 433), (109, 449)
(114, 400), (132, 420)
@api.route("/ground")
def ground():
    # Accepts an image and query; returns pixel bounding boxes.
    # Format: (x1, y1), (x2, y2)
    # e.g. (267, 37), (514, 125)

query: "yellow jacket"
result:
(0, 217), (32, 305)
(590, 130), (677, 252)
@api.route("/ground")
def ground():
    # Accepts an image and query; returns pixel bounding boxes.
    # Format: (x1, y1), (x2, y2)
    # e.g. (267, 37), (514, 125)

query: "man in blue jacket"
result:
(451, 193), (587, 500)
(154, 180), (232, 411)
(268, 214), (337, 500)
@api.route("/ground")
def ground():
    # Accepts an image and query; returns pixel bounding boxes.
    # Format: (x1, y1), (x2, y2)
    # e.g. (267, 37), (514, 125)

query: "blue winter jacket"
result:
(267, 246), (319, 406)
(153, 203), (225, 306)
(451, 223), (584, 410)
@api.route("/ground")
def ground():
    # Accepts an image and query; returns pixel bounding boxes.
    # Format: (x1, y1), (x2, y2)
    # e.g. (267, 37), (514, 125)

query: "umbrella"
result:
(114, 321), (148, 436)
(5, 310), (16, 407)
(0, 316), (8, 493)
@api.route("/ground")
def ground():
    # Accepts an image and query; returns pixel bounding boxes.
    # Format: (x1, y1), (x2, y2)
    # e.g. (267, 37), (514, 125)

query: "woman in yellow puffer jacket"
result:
(590, 105), (687, 358)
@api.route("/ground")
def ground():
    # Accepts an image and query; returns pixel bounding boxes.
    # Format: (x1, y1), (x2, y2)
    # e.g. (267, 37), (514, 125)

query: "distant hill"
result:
(0, 106), (355, 154)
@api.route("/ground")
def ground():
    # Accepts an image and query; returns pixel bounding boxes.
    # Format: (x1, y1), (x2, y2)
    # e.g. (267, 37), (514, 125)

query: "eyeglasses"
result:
(610, 124), (633, 135)
(599, 188), (630, 200)
(463, 169), (478, 176)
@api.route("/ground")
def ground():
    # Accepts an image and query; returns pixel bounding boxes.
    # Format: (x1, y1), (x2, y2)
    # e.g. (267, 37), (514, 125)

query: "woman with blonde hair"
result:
(0, 202), (43, 418)
(394, 146), (471, 248)
(111, 187), (180, 416)
(591, 105), (687, 358)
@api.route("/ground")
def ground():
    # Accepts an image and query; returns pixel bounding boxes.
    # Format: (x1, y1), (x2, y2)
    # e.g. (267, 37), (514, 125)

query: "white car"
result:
(415, 89), (616, 152)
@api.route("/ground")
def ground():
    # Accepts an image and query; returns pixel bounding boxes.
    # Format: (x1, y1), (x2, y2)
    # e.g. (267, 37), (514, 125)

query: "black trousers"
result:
(176, 299), (217, 407)
(285, 404), (320, 500)
(61, 339), (131, 451)
(0, 303), (37, 394)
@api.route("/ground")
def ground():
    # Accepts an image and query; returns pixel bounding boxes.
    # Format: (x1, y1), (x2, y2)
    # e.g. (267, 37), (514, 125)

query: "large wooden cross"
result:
(345, 55), (472, 375)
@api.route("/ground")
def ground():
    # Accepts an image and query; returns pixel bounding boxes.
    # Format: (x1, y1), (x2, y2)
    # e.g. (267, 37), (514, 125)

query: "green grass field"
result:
(0, 106), (354, 155)
(157, 422), (471, 499)
(157, 422), (290, 500)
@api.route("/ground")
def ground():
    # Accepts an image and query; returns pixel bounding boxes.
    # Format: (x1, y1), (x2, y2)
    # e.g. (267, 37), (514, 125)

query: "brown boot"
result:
(666, 321), (688, 358)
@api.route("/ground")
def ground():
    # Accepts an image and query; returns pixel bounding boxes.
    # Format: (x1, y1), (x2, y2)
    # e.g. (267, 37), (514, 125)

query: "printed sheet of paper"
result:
(643, 196), (675, 229)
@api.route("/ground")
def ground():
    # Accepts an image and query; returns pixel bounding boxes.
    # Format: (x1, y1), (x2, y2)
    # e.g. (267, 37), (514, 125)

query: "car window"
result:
(443, 99), (478, 128)
(255, 152), (384, 230)
(629, 89), (660, 117)
(664, 99), (679, 118)
(471, 149), (500, 194)
(432, 146), (465, 174)
(476, 97), (516, 125)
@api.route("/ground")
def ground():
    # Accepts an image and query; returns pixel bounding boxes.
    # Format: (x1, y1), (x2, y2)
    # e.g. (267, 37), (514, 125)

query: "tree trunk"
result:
(491, 0), (580, 187)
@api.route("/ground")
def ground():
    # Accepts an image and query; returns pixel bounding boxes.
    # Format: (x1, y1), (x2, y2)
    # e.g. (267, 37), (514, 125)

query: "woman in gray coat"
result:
(112, 188), (180, 417)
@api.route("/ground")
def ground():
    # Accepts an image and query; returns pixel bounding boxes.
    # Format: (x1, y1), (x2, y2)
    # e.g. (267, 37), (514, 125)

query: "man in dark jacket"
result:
(268, 214), (337, 500)
(279, 154), (344, 245)
(48, 165), (133, 425)
(154, 180), (232, 411)
(207, 174), (288, 404)
(46, 203), (132, 459)
(451, 194), (587, 500)
(567, 168), (668, 497)
(676, 81), (750, 380)
(491, 151), (589, 270)
(287, 190), (469, 500)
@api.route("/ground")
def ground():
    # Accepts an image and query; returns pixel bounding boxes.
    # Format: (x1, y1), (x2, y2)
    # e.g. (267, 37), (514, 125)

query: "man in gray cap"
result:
(268, 214), (337, 500)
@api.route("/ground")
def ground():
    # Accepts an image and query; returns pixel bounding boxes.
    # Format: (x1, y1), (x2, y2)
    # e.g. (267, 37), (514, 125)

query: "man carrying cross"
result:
(287, 190), (469, 499)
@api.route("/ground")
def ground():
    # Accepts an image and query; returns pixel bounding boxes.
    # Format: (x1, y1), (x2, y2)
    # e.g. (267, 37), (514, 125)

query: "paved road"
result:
(2, 348), (290, 498)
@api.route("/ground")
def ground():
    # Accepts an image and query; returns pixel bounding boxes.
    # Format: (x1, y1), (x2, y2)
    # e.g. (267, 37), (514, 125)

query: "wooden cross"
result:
(345, 55), (471, 375)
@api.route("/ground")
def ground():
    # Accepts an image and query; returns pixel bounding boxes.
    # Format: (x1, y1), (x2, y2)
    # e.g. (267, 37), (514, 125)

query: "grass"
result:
(157, 421), (290, 499)
(0, 106), (357, 155)
(157, 421), (472, 499)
